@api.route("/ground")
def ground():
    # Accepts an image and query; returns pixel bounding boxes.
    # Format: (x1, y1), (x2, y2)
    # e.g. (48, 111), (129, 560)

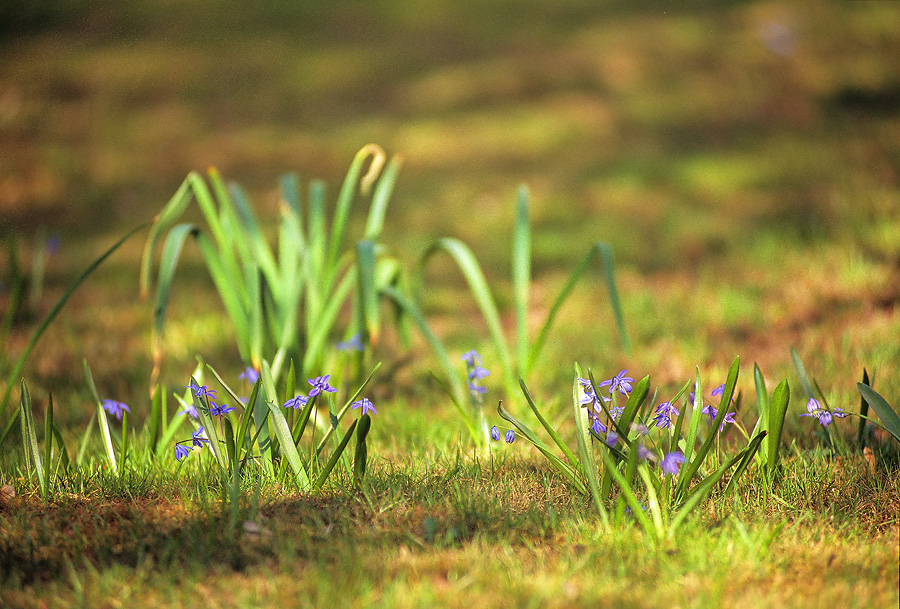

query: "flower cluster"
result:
(490, 426), (515, 443)
(462, 350), (490, 395)
(799, 398), (848, 427)
(174, 427), (210, 461)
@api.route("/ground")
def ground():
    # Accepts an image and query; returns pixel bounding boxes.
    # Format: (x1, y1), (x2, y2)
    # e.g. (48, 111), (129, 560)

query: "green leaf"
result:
(512, 185), (531, 372)
(261, 362), (311, 491)
(19, 380), (44, 490)
(790, 347), (816, 401)
(766, 380), (790, 477)
(520, 378), (579, 469)
(572, 370), (609, 527)
(84, 360), (117, 475)
(857, 384), (900, 444)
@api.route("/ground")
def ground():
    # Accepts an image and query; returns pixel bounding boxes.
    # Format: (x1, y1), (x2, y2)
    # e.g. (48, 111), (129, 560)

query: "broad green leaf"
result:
(858, 384), (900, 444)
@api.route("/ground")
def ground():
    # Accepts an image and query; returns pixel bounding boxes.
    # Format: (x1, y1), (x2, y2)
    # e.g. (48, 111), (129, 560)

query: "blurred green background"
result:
(1, 0), (898, 406)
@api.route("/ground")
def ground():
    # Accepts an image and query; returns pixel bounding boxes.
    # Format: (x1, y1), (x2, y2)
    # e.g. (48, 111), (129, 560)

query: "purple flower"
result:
(178, 403), (199, 419)
(661, 451), (686, 475)
(461, 350), (482, 366)
(187, 383), (217, 401)
(610, 405), (624, 420)
(351, 397), (377, 416)
(599, 370), (634, 396)
(307, 375), (336, 397)
(239, 367), (259, 384)
(711, 384), (725, 397)
(578, 378), (610, 411)
(505, 430), (515, 444)
(652, 401), (679, 429)
(468, 365), (490, 381)
(490, 426), (500, 441)
(209, 402), (235, 417)
(800, 398), (848, 427)
(606, 432), (619, 448)
(101, 399), (130, 421)
(636, 444), (655, 462)
(174, 444), (192, 461)
(337, 333), (364, 352)
(631, 423), (649, 436)
(46, 234), (60, 255)
(590, 415), (607, 436)
(191, 427), (210, 448)
(284, 395), (309, 409)
(468, 383), (487, 395)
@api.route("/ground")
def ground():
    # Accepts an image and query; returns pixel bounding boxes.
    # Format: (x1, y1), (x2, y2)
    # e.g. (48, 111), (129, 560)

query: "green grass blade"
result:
(525, 241), (630, 374)
(790, 347), (816, 401)
(512, 185), (531, 371)
(380, 286), (467, 409)
(314, 419), (358, 490)
(753, 364), (770, 463)
(600, 450), (655, 539)
(280, 172), (303, 215)
(19, 380), (44, 489)
(857, 369), (870, 448)
(857, 384), (900, 443)
(261, 362), (311, 490)
(681, 368), (704, 472)
(676, 357), (739, 498)
(417, 237), (515, 392)
(84, 360), (118, 475)
(723, 431), (768, 498)
(329, 144), (386, 273)
(139, 173), (196, 298)
(767, 379), (790, 476)
(363, 154), (402, 240)
(1, 225), (145, 420)
(497, 401), (586, 493)
(357, 240), (380, 345)
(520, 378), (579, 469)
(572, 371), (609, 527)
(42, 393), (53, 496)
(637, 466), (665, 539)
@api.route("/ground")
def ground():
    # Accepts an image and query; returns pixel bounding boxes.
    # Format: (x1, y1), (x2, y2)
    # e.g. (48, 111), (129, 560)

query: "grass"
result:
(1, 0), (899, 606)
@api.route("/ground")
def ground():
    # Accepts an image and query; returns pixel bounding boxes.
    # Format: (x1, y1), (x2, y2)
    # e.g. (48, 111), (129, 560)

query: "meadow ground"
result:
(1, 1), (899, 607)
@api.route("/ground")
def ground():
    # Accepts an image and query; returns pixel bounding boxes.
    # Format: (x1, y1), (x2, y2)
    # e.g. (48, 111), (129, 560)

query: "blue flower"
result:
(711, 384), (725, 397)
(636, 444), (655, 462)
(490, 426), (500, 441)
(284, 395), (309, 409)
(191, 427), (210, 448)
(174, 444), (192, 461)
(610, 405), (624, 420)
(178, 403), (199, 419)
(599, 370), (634, 396)
(606, 432), (619, 448)
(505, 430), (515, 443)
(800, 398), (848, 427)
(461, 350), (482, 366)
(101, 399), (130, 421)
(337, 333), (365, 352)
(652, 401), (679, 429)
(660, 451), (686, 475)
(468, 365), (490, 381)
(209, 402), (235, 417)
(468, 383), (487, 395)
(307, 375), (336, 397)
(590, 414), (607, 435)
(239, 367), (259, 384)
(351, 397), (377, 416)
(187, 383), (217, 401)
(577, 378), (610, 411)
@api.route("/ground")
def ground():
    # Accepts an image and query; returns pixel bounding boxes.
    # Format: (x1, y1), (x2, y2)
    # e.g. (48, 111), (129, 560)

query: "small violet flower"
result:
(101, 399), (130, 421)
(174, 444), (192, 461)
(307, 375), (336, 397)
(191, 427), (210, 448)
(461, 350), (482, 366)
(284, 395), (309, 409)
(636, 444), (655, 462)
(652, 401), (679, 429)
(702, 404), (736, 431)
(660, 451), (686, 475)
(239, 367), (260, 384)
(209, 402), (235, 417)
(337, 333), (365, 352)
(351, 397), (377, 417)
(599, 369), (634, 396)
(468, 382), (487, 395)
(800, 398), (848, 427)
(505, 430), (515, 444)
(178, 403), (199, 419)
(578, 378), (610, 412)
(711, 384), (725, 398)
(187, 383), (217, 401)
(590, 414), (607, 436)
(468, 365), (490, 381)
(606, 431), (619, 448)
(490, 426), (501, 441)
